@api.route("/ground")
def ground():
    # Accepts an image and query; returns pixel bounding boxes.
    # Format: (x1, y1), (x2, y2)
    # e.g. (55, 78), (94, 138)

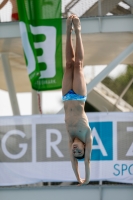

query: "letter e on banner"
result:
(30, 25), (56, 78)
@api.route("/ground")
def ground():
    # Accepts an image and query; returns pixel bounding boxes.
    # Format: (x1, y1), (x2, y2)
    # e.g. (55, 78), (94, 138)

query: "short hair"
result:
(75, 154), (85, 160)
(74, 149), (85, 160)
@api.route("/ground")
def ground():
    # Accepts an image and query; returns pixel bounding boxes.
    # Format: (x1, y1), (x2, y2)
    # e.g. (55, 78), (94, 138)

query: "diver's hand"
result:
(77, 178), (85, 185)
(78, 180), (89, 186)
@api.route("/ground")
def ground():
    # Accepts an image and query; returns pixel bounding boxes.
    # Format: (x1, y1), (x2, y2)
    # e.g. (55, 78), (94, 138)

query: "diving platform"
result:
(0, 185), (133, 200)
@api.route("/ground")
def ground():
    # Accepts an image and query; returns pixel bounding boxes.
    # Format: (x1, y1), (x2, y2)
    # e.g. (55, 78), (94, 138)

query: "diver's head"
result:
(72, 138), (85, 159)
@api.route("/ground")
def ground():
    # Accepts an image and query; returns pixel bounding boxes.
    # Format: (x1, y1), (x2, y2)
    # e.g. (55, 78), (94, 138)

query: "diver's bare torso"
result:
(64, 101), (91, 143)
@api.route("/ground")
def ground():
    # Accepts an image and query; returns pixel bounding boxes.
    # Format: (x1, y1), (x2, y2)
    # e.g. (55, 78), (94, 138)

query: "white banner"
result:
(0, 112), (133, 185)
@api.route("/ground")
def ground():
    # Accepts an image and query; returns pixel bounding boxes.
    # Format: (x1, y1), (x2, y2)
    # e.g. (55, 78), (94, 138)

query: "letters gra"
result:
(0, 121), (133, 162)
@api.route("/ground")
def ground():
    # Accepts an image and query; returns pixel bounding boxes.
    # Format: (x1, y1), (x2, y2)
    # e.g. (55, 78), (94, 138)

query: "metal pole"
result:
(1, 53), (20, 115)
(131, 8), (133, 14)
(99, 180), (103, 200)
(87, 42), (133, 94)
(98, 0), (102, 16)
(115, 77), (133, 106)
(32, 89), (40, 114)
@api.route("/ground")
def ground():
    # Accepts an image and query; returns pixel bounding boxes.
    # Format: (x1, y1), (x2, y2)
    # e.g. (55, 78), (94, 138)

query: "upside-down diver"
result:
(62, 14), (92, 186)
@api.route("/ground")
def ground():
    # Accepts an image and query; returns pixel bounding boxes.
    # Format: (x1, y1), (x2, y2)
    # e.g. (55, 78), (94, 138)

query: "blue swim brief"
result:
(62, 89), (87, 102)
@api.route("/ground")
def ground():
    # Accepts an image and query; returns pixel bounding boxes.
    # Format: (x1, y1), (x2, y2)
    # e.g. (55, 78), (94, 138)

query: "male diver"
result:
(62, 15), (92, 185)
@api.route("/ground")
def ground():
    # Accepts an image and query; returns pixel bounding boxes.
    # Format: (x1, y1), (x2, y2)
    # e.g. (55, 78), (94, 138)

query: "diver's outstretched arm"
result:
(69, 141), (84, 184)
(80, 130), (92, 186)
(69, 142), (80, 182)
(84, 137), (92, 184)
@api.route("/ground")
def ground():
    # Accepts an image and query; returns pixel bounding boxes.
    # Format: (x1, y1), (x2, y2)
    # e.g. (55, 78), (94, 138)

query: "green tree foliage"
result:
(102, 65), (133, 106)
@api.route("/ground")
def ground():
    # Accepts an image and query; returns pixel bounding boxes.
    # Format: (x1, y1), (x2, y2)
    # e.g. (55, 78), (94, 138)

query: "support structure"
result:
(0, 185), (133, 200)
(82, 0), (122, 17)
(0, 15), (133, 38)
(1, 53), (20, 116)
(86, 42), (133, 94)
(98, 0), (102, 16)
(115, 77), (133, 106)
(0, 15), (133, 114)
(32, 89), (40, 115)
(58, 41), (133, 113)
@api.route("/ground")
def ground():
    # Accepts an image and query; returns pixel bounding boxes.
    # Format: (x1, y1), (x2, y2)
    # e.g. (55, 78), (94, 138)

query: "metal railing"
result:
(0, 0), (133, 23)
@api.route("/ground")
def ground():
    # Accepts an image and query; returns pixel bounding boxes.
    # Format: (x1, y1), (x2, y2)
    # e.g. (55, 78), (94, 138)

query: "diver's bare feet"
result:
(72, 15), (81, 34)
(66, 15), (73, 34)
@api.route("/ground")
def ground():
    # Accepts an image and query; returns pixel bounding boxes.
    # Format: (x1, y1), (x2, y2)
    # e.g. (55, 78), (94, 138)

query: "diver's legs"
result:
(62, 15), (75, 95)
(72, 15), (86, 96)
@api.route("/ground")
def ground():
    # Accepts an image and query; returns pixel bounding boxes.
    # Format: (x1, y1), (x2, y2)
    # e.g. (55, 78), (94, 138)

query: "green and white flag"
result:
(17, 0), (63, 91)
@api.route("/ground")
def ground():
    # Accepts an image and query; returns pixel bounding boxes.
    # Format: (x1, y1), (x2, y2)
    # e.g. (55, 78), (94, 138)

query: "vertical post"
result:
(98, 0), (102, 16)
(48, 182), (51, 186)
(32, 89), (40, 114)
(1, 53), (20, 115)
(91, 66), (95, 79)
(99, 180), (103, 200)
(98, 0), (102, 32)
(131, 7), (133, 14)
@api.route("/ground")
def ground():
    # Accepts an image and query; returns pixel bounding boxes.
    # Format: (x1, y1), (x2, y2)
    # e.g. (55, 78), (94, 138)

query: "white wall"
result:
(0, 185), (133, 200)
